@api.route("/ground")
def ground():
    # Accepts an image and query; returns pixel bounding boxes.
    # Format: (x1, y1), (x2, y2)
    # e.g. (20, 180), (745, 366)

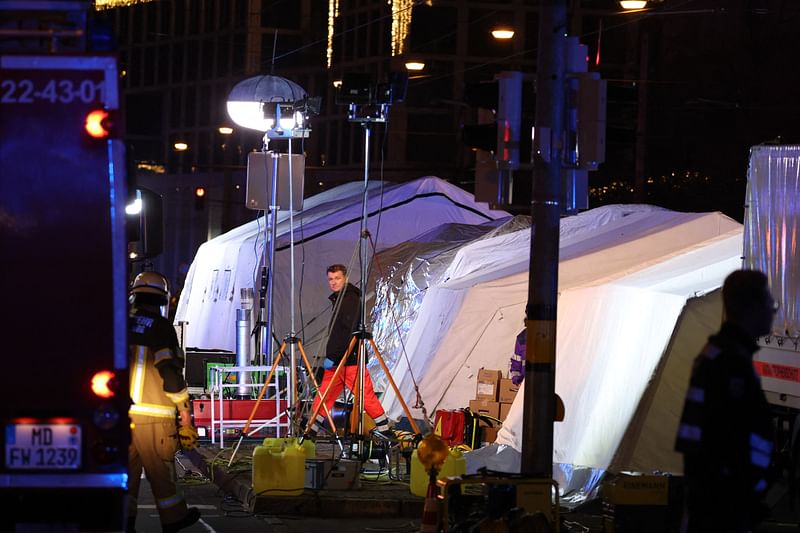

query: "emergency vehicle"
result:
(0, 1), (129, 529)
(745, 145), (800, 470)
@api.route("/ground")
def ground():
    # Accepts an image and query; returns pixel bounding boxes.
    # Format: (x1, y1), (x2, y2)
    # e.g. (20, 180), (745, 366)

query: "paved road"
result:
(132, 452), (800, 532)
(131, 454), (420, 533)
(135, 481), (420, 532)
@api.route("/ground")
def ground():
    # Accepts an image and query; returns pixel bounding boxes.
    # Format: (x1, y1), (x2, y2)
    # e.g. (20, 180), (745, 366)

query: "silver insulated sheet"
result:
(744, 145), (800, 338)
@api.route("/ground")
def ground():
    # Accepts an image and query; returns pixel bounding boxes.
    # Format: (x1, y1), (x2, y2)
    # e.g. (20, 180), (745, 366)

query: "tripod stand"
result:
(305, 330), (421, 437)
(230, 103), (328, 462)
(228, 333), (342, 465)
(242, 335), (339, 438)
(303, 108), (421, 442)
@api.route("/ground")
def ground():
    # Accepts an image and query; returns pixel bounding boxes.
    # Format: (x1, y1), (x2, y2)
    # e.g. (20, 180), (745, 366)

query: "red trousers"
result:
(312, 365), (386, 420)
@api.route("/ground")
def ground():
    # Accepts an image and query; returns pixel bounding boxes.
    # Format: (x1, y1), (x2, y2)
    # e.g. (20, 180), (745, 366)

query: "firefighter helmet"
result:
(131, 271), (169, 296)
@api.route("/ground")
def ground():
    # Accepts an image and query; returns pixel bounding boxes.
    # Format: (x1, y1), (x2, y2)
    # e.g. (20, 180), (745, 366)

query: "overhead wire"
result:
(243, 0), (713, 430)
(229, 0), (712, 148)
(365, 116), (431, 426)
(409, 0), (704, 89)
(268, 0), (424, 67)
(263, 0), (703, 93)
(249, 0), (703, 326)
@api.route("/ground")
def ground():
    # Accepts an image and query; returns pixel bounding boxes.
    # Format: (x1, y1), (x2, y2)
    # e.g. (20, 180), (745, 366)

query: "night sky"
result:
(592, 0), (800, 220)
(107, 0), (800, 222)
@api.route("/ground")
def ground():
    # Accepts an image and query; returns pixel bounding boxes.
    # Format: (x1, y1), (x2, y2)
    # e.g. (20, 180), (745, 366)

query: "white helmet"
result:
(131, 271), (169, 296)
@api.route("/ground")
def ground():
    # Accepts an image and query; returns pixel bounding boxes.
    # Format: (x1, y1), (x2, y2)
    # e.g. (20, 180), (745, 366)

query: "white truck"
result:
(746, 145), (800, 413)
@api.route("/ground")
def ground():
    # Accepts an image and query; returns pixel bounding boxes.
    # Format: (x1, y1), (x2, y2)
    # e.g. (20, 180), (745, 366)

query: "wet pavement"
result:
(127, 439), (800, 532)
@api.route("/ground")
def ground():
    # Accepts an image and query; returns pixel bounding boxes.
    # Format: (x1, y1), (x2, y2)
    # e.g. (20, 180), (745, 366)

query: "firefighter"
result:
(675, 269), (777, 532)
(128, 272), (200, 533)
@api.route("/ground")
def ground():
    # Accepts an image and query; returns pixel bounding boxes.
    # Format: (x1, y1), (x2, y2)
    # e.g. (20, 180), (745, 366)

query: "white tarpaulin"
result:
(174, 176), (507, 361)
(375, 205), (743, 500)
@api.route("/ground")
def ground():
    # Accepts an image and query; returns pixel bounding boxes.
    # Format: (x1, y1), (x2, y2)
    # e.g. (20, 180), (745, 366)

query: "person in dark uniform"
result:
(675, 269), (777, 532)
(509, 327), (526, 386)
(308, 264), (392, 438)
(127, 272), (200, 533)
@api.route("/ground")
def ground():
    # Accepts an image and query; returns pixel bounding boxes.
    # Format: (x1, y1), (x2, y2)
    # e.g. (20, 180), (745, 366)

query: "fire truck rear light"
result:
(85, 109), (111, 138)
(94, 403), (121, 430)
(91, 370), (116, 398)
(91, 439), (121, 464)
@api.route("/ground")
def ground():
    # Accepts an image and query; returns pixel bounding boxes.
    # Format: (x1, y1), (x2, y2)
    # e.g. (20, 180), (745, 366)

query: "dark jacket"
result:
(325, 283), (361, 366)
(675, 321), (774, 532)
(128, 304), (189, 421)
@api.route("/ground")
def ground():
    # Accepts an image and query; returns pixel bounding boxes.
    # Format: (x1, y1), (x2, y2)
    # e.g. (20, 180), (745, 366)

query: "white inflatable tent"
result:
(375, 205), (743, 501)
(174, 176), (508, 362)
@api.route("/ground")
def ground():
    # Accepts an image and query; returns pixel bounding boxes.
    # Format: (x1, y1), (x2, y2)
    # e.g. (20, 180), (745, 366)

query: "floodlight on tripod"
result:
(317, 70), (425, 444)
(226, 75), (320, 140)
(226, 74), (318, 435)
(336, 71), (407, 123)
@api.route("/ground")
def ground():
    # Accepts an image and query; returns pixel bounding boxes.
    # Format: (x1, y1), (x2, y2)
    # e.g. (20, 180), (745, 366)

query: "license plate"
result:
(5, 424), (81, 469)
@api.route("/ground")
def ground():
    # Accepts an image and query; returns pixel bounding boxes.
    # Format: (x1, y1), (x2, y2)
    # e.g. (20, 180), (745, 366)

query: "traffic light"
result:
(563, 36), (607, 214)
(462, 71), (523, 169)
(194, 186), (206, 210)
(462, 80), (498, 153)
(564, 36), (607, 172)
(495, 71), (523, 170)
(463, 71), (524, 206)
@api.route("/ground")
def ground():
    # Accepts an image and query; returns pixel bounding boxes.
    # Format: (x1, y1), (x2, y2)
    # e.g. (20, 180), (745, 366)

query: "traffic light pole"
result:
(522, 0), (566, 477)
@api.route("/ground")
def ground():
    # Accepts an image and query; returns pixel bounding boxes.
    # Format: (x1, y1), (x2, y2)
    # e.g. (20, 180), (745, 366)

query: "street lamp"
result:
(491, 28), (515, 40)
(620, 1), (648, 9)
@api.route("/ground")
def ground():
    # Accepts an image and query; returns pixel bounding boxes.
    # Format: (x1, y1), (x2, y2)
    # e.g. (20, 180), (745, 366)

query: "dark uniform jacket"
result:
(675, 321), (773, 532)
(128, 306), (190, 422)
(325, 283), (361, 366)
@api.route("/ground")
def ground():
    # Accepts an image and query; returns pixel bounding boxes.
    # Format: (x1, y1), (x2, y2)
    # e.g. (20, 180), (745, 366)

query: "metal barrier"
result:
(208, 365), (291, 448)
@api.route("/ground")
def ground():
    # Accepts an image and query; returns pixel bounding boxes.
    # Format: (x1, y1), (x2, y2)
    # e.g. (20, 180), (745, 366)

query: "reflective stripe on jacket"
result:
(129, 344), (185, 419)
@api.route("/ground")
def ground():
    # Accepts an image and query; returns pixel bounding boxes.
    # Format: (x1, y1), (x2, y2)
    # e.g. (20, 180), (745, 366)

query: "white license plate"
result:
(5, 423), (82, 469)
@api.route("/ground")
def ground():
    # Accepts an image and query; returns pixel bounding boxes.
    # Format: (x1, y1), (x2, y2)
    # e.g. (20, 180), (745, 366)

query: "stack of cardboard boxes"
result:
(468, 368), (519, 445)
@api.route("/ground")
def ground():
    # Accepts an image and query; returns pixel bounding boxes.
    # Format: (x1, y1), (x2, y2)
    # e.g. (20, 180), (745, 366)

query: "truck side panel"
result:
(0, 54), (129, 530)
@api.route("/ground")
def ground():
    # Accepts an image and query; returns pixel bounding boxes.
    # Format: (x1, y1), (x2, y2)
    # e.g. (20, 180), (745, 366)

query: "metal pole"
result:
(256, 135), (270, 367)
(634, 26), (649, 203)
(523, 0), (565, 477)
(357, 122), (371, 439)
(265, 150), (280, 366)
(287, 142), (297, 434)
(236, 288), (254, 397)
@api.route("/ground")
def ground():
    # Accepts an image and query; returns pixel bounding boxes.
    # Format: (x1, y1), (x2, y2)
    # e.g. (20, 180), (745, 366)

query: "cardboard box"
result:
(469, 399), (500, 420)
(478, 368), (502, 382)
(499, 402), (512, 421)
(482, 425), (498, 444)
(476, 368), (502, 401)
(498, 379), (519, 403)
